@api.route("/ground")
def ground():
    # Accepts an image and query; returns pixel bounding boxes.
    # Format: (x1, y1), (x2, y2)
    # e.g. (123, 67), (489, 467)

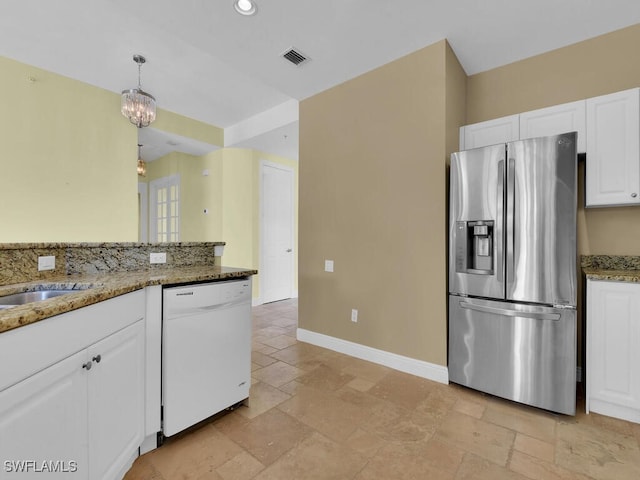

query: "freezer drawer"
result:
(448, 295), (576, 415)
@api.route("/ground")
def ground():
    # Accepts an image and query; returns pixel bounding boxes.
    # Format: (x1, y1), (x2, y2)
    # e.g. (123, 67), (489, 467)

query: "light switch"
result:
(324, 260), (334, 272)
(38, 255), (55, 271)
(150, 252), (167, 264)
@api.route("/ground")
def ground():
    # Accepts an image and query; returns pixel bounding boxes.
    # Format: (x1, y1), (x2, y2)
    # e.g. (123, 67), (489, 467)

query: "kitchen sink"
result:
(0, 290), (78, 307)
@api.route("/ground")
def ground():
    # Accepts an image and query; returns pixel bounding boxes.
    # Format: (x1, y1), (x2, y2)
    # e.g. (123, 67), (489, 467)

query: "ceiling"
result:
(2, 1), (640, 161)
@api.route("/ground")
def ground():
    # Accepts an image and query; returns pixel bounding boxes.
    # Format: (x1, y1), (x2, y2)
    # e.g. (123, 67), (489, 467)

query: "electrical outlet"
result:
(351, 309), (358, 323)
(38, 255), (55, 271)
(150, 252), (167, 264)
(324, 260), (334, 272)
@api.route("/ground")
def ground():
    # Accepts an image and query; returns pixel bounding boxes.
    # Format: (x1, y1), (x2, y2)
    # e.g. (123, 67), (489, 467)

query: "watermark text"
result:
(3, 460), (78, 473)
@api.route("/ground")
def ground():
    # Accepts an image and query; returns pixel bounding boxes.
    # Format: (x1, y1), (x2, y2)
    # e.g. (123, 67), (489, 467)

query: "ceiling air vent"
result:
(281, 47), (309, 66)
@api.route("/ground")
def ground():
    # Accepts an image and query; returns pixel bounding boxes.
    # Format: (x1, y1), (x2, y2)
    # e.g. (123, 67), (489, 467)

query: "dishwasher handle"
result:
(164, 298), (250, 320)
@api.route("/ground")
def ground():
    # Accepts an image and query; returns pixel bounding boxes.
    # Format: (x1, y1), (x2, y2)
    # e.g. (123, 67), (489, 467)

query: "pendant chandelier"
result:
(137, 143), (147, 177)
(121, 54), (156, 128)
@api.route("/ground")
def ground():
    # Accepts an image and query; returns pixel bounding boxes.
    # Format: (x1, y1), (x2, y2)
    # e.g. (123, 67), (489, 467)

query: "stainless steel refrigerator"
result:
(448, 132), (577, 415)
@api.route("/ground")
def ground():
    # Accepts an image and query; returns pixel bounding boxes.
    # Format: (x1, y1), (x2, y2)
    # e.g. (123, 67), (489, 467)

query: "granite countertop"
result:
(581, 255), (640, 283)
(0, 265), (257, 334)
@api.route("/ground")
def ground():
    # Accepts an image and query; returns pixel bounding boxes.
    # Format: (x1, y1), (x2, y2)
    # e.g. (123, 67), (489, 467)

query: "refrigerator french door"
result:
(448, 132), (577, 415)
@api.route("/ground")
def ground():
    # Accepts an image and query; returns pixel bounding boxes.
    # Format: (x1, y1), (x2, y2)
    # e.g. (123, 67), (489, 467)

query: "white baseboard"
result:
(297, 328), (449, 384)
(139, 434), (158, 455)
(252, 297), (263, 307)
(252, 291), (298, 307)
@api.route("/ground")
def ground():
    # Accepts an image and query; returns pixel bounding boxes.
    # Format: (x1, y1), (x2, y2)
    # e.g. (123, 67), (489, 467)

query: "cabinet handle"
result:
(632, 193), (638, 198)
(92, 354), (102, 363)
(82, 361), (92, 371)
(286, 249), (292, 252)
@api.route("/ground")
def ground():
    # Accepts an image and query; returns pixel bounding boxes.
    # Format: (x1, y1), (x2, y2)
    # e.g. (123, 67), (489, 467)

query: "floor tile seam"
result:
(214, 448), (267, 479)
(275, 379), (298, 396)
(430, 428), (512, 470)
(207, 422), (263, 463)
(267, 353), (326, 370)
(509, 448), (601, 480)
(350, 455), (373, 480)
(575, 417), (640, 441)
(479, 411), (558, 444)
(250, 427), (317, 470)
(451, 451), (474, 479)
(504, 437), (518, 475)
(274, 399), (362, 446)
(512, 431), (557, 464)
(305, 429), (371, 477)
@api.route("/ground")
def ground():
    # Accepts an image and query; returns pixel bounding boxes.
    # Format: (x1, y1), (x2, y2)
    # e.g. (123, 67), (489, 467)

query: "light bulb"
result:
(234, 0), (257, 16)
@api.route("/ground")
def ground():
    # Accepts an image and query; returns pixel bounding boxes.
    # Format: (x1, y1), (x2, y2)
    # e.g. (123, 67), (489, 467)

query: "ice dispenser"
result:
(455, 220), (494, 274)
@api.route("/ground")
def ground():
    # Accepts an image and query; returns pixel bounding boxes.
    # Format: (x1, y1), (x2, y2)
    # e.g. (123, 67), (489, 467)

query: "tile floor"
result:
(125, 298), (640, 480)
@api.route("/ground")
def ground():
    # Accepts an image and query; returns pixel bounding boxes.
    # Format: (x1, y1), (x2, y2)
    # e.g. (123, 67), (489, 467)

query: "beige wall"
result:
(467, 23), (640, 256)
(0, 56), (138, 242)
(145, 147), (299, 301)
(0, 54), (225, 243)
(144, 150), (224, 242)
(299, 25), (640, 367)
(299, 40), (466, 366)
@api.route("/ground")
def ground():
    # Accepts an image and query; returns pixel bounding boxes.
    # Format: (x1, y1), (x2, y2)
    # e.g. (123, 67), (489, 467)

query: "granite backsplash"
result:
(0, 242), (223, 286)
(580, 255), (640, 270)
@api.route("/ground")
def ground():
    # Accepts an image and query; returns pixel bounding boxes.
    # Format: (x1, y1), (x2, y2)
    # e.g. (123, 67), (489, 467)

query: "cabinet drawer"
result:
(0, 290), (145, 391)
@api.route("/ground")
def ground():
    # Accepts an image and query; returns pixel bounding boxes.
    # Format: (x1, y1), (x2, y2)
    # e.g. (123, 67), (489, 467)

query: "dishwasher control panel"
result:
(163, 278), (251, 319)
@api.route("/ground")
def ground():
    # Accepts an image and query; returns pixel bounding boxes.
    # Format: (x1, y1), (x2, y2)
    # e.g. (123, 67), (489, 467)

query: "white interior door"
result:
(149, 175), (180, 242)
(261, 161), (294, 304)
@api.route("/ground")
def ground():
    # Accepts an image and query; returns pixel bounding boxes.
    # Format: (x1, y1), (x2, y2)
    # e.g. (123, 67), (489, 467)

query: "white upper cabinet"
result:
(460, 114), (519, 150)
(459, 87), (640, 209)
(586, 88), (640, 207)
(520, 100), (586, 153)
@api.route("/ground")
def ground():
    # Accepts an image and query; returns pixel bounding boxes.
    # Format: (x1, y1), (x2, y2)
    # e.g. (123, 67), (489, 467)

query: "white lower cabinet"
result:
(0, 292), (145, 480)
(89, 321), (145, 480)
(587, 279), (640, 423)
(0, 350), (88, 478)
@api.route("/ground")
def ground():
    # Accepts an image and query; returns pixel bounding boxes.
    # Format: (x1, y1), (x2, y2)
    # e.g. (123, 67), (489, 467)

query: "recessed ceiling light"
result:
(234, 0), (257, 16)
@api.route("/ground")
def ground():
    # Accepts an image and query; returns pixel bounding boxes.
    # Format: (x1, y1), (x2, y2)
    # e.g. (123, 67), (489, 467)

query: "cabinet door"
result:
(461, 114), (519, 150)
(88, 321), (144, 480)
(520, 100), (586, 152)
(586, 88), (640, 207)
(0, 350), (88, 479)
(587, 280), (640, 423)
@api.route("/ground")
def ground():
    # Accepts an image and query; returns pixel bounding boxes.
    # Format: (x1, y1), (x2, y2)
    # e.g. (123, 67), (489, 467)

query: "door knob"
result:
(632, 193), (637, 198)
(92, 355), (102, 363)
(82, 361), (92, 370)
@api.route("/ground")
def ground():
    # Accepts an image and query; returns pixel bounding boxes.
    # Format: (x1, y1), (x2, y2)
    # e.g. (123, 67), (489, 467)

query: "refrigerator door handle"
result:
(459, 301), (561, 321)
(506, 156), (515, 292)
(496, 159), (504, 284)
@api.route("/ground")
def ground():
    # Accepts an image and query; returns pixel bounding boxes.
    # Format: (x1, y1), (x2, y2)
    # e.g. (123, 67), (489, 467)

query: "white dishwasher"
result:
(162, 278), (252, 437)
